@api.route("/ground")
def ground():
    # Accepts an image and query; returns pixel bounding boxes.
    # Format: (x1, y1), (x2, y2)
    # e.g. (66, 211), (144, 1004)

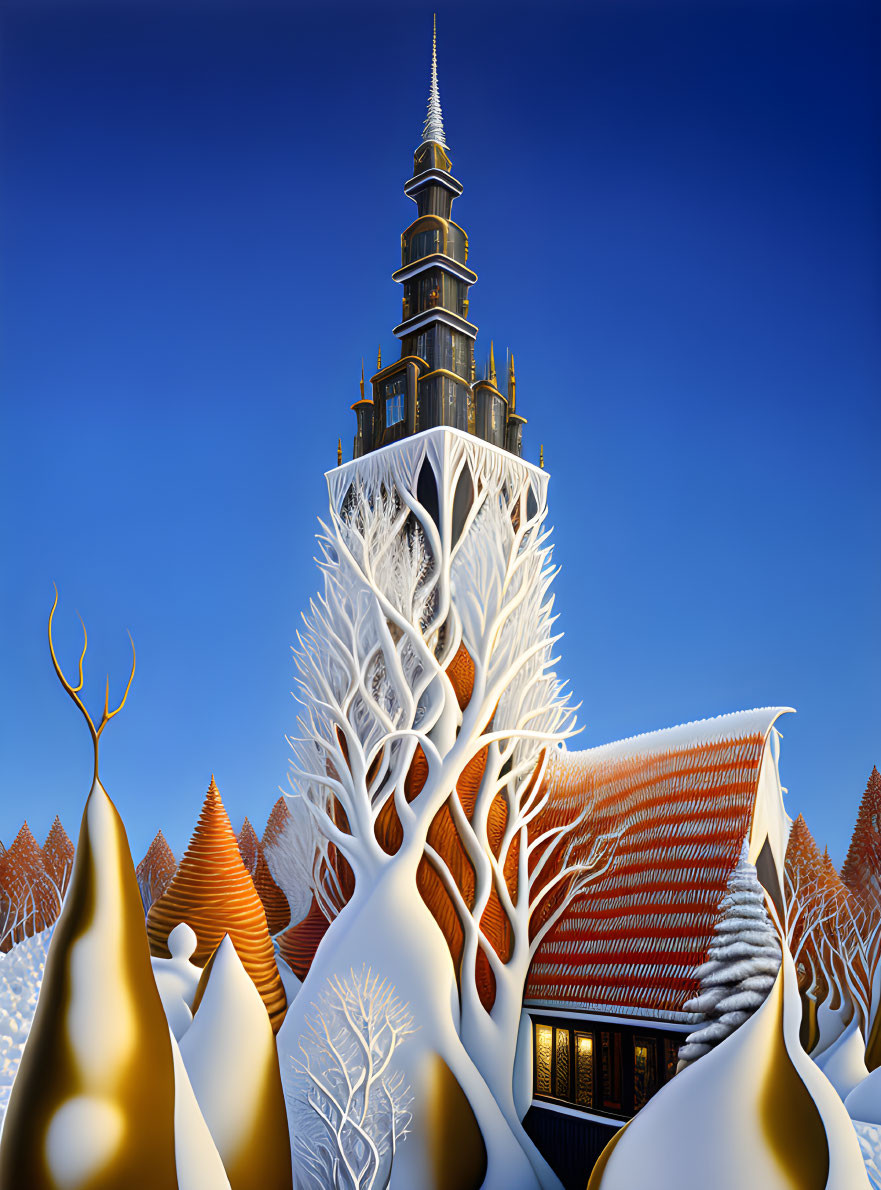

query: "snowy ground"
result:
(0, 928), (52, 1133)
(854, 1121), (881, 1190)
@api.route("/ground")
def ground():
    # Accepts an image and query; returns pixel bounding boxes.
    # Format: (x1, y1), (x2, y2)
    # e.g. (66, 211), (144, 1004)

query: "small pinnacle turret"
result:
(348, 18), (527, 463)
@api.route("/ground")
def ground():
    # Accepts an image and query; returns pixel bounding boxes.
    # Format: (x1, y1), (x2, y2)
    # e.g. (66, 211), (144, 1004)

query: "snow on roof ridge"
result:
(561, 706), (795, 765)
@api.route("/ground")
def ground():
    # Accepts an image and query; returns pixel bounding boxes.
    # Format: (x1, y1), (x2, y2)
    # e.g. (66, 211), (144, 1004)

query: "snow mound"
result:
(180, 935), (292, 1190)
(274, 950), (301, 1005)
(170, 1028), (231, 1190)
(854, 1120), (881, 1190)
(0, 927), (53, 1133)
(848, 1067), (881, 1126)
(588, 945), (869, 1190)
(815, 1019), (870, 1103)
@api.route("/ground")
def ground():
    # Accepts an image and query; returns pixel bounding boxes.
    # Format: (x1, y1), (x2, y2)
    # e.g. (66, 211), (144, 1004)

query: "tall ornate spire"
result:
(422, 15), (447, 147)
(349, 15), (527, 462)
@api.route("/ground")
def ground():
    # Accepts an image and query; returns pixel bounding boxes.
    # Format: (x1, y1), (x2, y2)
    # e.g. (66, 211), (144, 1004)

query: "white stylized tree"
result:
(785, 830), (865, 1056)
(290, 967), (414, 1190)
(279, 431), (583, 1190)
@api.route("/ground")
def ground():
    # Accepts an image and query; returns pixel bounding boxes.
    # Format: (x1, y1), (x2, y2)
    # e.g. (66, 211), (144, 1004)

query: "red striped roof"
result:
(525, 708), (790, 1021)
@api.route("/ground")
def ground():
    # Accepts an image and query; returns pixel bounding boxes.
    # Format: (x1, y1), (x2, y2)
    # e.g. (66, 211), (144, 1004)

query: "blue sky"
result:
(1, 0), (878, 868)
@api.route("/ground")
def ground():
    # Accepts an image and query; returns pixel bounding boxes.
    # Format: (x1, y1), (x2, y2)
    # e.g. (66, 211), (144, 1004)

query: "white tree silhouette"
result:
(290, 967), (415, 1190)
(280, 430), (577, 1189)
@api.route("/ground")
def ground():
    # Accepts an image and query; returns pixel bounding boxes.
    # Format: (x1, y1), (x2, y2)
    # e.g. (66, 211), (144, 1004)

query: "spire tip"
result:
(422, 15), (447, 148)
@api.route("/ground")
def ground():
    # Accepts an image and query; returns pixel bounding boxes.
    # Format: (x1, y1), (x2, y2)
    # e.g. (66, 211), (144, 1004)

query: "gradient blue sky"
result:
(1, 0), (878, 867)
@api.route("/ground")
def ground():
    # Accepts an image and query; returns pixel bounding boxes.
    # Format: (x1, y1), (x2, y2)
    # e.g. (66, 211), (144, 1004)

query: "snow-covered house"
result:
(522, 707), (792, 1188)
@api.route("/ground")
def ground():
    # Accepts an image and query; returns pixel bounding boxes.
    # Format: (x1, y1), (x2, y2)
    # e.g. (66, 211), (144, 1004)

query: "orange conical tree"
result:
(41, 817), (74, 898)
(785, 815), (826, 983)
(0, 823), (62, 950)
(146, 778), (287, 1031)
(136, 831), (177, 914)
(237, 817), (260, 877)
(276, 897), (331, 981)
(263, 796), (291, 850)
(841, 766), (881, 905)
(253, 846), (290, 936)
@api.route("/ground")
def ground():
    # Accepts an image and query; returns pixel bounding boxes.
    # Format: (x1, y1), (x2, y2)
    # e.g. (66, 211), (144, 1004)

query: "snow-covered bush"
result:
(677, 842), (780, 1068)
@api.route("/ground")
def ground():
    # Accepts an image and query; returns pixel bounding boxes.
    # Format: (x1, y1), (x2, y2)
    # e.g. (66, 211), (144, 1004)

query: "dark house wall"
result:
(523, 1106), (618, 1190)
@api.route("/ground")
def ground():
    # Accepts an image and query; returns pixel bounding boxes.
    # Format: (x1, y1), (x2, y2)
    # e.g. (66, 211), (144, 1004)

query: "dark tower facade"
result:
(351, 20), (526, 460)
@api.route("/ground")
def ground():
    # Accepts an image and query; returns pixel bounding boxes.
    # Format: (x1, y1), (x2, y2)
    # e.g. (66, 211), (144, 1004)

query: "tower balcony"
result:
(393, 306), (478, 342)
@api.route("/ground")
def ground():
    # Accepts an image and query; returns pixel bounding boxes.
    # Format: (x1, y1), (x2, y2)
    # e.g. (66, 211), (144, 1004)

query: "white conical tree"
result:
(677, 842), (781, 1068)
(180, 935), (292, 1190)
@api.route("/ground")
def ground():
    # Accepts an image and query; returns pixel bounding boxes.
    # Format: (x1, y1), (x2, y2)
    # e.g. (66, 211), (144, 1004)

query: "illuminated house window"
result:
(663, 1038), (679, 1083)
(535, 1024), (552, 1095)
(575, 1032), (594, 1108)
(532, 1017), (679, 1119)
(554, 1029), (570, 1099)
(633, 1037), (659, 1111)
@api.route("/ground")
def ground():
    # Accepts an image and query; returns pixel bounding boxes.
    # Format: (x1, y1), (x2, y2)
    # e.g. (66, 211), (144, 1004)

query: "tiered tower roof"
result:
(349, 19), (526, 463)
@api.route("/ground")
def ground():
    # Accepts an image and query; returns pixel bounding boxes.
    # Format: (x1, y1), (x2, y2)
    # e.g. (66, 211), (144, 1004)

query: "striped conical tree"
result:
(146, 778), (286, 1031)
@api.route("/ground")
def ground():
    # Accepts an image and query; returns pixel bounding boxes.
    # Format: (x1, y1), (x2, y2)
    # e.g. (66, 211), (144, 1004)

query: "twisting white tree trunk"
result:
(425, 737), (621, 1133)
(278, 429), (575, 1190)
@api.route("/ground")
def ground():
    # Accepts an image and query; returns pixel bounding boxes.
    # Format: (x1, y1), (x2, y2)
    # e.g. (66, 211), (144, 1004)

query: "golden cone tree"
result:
(0, 590), (182, 1189)
(147, 778), (287, 1031)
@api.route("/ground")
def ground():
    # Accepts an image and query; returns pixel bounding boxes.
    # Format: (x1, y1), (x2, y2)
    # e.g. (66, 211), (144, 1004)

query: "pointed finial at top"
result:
(422, 15), (447, 147)
(337, 438), (342, 466)
(360, 360), (365, 399)
(540, 444), (545, 469)
(508, 352), (516, 410)
(377, 344), (382, 370)
(489, 340), (497, 386)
